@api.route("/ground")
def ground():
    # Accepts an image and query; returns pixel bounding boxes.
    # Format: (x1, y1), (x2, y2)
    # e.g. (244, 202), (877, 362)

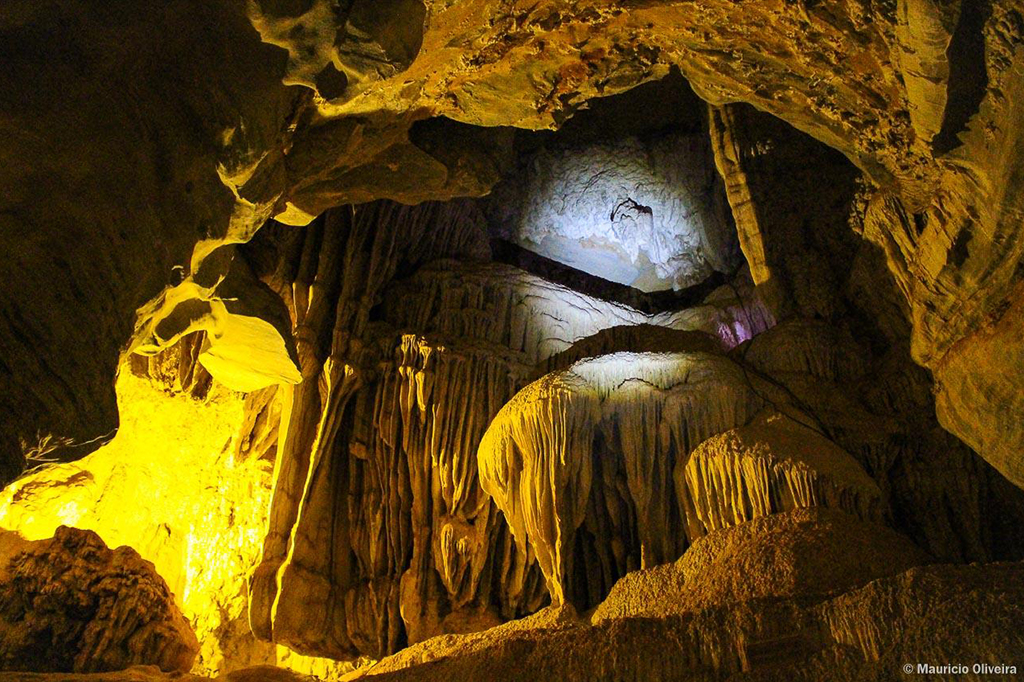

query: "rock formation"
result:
(484, 76), (738, 292)
(3, 0), (1024, 494)
(0, 527), (197, 673)
(348, 510), (1023, 682)
(2, 2), (1024, 678)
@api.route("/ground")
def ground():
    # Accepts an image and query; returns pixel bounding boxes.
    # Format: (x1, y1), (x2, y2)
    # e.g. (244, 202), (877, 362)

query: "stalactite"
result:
(249, 200), (548, 658)
(478, 350), (799, 607)
(677, 412), (884, 542)
(479, 346), (893, 610)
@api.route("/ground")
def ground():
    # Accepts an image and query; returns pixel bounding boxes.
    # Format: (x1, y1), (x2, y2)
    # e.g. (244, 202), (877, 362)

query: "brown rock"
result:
(0, 527), (198, 673)
(353, 513), (1020, 682)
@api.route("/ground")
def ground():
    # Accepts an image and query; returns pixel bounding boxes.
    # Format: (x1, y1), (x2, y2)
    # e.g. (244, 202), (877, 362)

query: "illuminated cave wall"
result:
(484, 75), (740, 292)
(0, 366), (361, 679)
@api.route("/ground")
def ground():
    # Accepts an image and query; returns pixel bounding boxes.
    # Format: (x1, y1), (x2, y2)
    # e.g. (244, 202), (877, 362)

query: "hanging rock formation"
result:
(678, 412), (884, 541)
(478, 352), (886, 608)
(0, 527), (198, 673)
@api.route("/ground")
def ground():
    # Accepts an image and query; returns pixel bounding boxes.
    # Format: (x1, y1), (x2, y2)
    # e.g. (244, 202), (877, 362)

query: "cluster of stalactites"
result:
(478, 351), (883, 608)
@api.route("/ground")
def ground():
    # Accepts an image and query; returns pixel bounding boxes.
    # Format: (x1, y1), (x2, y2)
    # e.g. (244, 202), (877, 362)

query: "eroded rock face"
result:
(3, 3), (1024, 675)
(483, 84), (738, 291)
(0, 527), (198, 673)
(4, 0), (1023, 494)
(247, 197), (773, 658)
(354, 511), (1023, 682)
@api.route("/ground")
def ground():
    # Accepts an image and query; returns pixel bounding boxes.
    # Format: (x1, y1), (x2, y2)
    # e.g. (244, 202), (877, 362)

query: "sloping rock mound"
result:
(592, 508), (928, 623)
(0, 527), (198, 673)
(677, 412), (884, 541)
(345, 513), (1020, 682)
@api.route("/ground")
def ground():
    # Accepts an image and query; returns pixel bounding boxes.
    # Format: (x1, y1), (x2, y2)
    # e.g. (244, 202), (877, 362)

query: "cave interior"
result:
(1, 1), (1024, 680)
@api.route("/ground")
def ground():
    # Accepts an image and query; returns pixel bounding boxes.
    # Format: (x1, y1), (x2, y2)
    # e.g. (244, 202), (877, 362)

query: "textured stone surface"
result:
(350, 512), (1022, 682)
(4, 0), (1024, 490)
(0, 665), (315, 682)
(934, 283), (1024, 489)
(591, 508), (929, 622)
(247, 201), (541, 661)
(478, 353), (885, 610)
(484, 120), (736, 291)
(3, 2), (1024, 676)
(678, 413), (884, 541)
(0, 527), (198, 673)
(739, 318), (1024, 564)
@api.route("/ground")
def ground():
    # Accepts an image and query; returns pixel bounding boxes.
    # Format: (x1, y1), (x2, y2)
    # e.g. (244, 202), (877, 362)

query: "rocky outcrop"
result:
(2, 511), (1019, 681)
(591, 508), (929, 623)
(739, 318), (1024, 564)
(0, 527), (198, 673)
(678, 412), (884, 541)
(351, 510), (1022, 682)
(934, 283), (1024, 491)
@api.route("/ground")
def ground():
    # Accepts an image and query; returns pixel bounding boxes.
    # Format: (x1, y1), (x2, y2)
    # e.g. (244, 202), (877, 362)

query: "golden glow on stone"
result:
(0, 369), (360, 678)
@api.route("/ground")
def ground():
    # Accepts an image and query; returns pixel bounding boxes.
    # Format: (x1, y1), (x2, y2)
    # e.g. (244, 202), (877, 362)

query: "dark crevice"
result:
(490, 238), (728, 315)
(933, 0), (992, 155)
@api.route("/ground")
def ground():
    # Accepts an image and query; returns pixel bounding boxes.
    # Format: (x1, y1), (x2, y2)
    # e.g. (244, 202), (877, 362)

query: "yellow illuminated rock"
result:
(0, 370), (357, 680)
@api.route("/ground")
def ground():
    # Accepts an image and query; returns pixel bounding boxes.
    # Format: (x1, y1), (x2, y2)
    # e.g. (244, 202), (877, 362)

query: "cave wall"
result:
(483, 75), (739, 292)
(2, 0), (1024, 674)
(240, 179), (1024, 660)
(2, 0), (1024, 492)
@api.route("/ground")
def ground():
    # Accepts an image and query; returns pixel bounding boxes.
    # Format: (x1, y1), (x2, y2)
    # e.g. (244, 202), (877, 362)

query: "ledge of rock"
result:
(592, 507), (929, 623)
